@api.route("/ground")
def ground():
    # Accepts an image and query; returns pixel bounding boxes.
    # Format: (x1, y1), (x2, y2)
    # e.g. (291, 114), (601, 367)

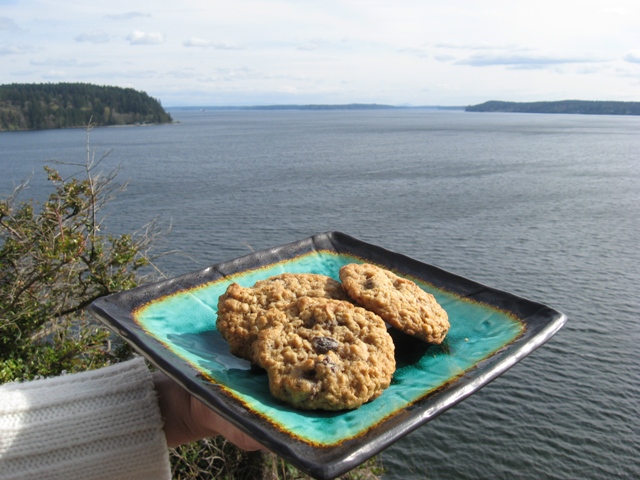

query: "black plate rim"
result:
(88, 231), (567, 480)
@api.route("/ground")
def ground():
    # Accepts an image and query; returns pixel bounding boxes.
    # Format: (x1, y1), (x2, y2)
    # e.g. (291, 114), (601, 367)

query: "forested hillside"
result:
(0, 83), (173, 131)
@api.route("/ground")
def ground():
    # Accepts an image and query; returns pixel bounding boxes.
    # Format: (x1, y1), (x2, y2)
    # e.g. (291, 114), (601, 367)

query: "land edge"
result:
(168, 100), (640, 116)
(0, 82), (173, 132)
(464, 99), (640, 116)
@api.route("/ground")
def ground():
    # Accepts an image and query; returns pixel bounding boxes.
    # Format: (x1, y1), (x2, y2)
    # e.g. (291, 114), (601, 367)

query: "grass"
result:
(170, 439), (384, 479)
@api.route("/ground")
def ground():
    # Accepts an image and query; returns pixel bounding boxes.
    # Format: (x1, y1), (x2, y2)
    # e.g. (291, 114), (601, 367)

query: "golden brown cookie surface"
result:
(339, 263), (449, 344)
(216, 273), (350, 361)
(253, 297), (395, 410)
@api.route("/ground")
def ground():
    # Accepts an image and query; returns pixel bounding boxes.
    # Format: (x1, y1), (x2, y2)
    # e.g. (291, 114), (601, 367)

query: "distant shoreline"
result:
(167, 100), (640, 117)
(166, 104), (465, 112)
(465, 100), (640, 116)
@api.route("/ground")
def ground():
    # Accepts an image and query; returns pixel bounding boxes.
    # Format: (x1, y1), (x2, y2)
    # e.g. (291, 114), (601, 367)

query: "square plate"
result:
(89, 231), (566, 480)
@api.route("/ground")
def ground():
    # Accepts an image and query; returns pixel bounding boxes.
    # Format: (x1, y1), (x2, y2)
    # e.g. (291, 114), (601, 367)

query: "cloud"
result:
(434, 54), (456, 62)
(75, 30), (110, 44)
(296, 40), (320, 51)
(105, 12), (151, 21)
(42, 70), (67, 79)
(210, 40), (245, 50)
(167, 67), (199, 79)
(116, 69), (159, 78)
(296, 38), (324, 52)
(126, 30), (165, 45)
(187, 66), (256, 83)
(0, 43), (34, 55)
(397, 47), (429, 58)
(455, 54), (602, 69)
(0, 16), (24, 32)
(31, 58), (100, 68)
(400, 42), (523, 60)
(434, 42), (515, 51)
(183, 37), (210, 48)
(624, 52), (640, 64)
(87, 68), (159, 80)
(183, 38), (245, 50)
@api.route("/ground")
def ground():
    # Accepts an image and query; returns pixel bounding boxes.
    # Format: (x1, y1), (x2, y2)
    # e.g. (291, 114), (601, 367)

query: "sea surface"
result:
(1, 109), (639, 479)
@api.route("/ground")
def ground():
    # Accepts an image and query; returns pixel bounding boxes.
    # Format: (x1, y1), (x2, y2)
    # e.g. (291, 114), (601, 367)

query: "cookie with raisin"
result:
(339, 263), (449, 344)
(216, 273), (350, 361)
(253, 297), (395, 410)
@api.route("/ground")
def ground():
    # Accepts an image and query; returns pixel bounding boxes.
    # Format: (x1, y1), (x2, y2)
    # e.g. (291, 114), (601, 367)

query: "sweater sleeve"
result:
(0, 357), (171, 480)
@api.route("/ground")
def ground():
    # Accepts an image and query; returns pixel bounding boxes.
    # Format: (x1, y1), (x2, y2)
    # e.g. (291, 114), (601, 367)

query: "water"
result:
(1, 109), (639, 479)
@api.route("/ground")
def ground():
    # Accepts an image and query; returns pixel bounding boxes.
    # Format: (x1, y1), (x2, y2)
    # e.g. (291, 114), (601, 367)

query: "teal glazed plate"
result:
(89, 232), (566, 480)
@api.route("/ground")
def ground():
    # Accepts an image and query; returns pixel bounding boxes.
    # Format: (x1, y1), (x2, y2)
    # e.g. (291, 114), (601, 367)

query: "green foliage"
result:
(0, 126), (161, 381)
(0, 82), (173, 131)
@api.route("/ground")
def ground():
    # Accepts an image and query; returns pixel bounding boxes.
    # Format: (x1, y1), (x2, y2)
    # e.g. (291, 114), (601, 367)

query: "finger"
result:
(209, 413), (267, 452)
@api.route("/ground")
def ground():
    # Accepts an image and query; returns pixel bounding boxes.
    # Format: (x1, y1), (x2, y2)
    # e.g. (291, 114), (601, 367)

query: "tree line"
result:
(465, 100), (640, 116)
(0, 82), (173, 131)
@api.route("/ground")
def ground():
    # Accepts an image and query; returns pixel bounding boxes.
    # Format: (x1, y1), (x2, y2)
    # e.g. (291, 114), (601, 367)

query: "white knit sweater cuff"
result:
(0, 357), (171, 480)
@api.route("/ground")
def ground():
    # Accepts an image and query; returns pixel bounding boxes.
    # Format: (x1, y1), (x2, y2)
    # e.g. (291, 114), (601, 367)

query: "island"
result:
(0, 83), (173, 131)
(465, 100), (640, 116)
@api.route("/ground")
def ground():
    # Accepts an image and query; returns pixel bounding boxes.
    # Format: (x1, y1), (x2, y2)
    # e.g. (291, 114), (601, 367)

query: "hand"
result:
(152, 371), (266, 451)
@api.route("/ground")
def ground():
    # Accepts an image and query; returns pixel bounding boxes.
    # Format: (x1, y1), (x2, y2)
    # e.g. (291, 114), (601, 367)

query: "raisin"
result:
(312, 336), (339, 353)
(364, 277), (377, 289)
(304, 313), (318, 328)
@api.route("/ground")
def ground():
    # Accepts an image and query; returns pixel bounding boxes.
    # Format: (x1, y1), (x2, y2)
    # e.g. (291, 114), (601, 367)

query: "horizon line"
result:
(165, 104), (467, 110)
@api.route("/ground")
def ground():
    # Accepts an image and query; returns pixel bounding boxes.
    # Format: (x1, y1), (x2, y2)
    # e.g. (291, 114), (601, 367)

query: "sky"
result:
(1, 0), (639, 107)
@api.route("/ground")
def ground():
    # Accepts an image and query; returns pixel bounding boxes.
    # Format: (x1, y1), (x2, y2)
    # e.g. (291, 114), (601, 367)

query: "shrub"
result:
(0, 126), (163, 380)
